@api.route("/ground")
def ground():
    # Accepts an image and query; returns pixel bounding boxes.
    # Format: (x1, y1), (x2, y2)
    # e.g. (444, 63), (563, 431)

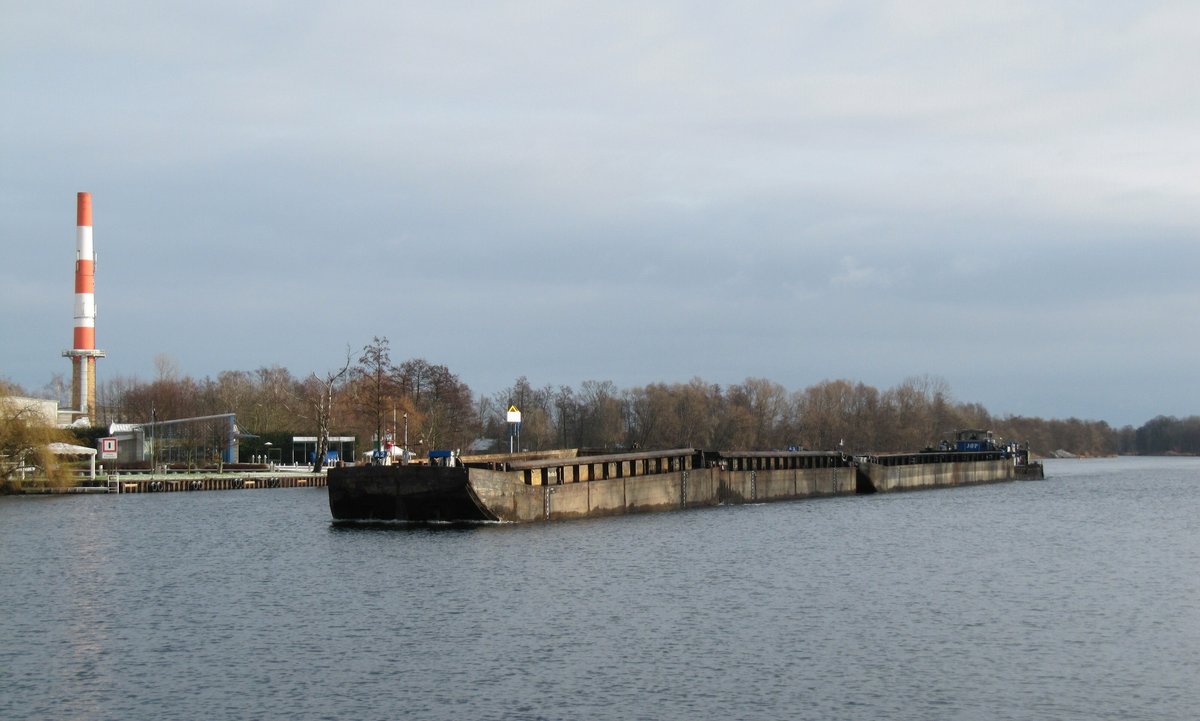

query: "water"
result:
(2, 457), (1198, 720)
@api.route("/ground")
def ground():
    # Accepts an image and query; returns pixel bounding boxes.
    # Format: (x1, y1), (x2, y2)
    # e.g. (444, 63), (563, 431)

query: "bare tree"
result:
(307, 349), (352, 473)
(254, 365), (299, 432)
(793, 379), (860, 450)
(578, 380), (623, 449)
(398, 358), (436, 405)
(624, 384), (664, 449)
(42, 373), (70, 409)
(154, 353), (181, 383)
(554, 385), (578, 448)
(352, 337), (398, 454)
(410, 363), (475, 451)
(678, 378), (724, 449)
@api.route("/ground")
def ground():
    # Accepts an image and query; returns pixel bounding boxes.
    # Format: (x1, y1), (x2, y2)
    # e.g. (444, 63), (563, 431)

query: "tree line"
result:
(481, 374), (1126, 457)
(10, 336), (1190, 463)
(1126, 416), (1200, 455)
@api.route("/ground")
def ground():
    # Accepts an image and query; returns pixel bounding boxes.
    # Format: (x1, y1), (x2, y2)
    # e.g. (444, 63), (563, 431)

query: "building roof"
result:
(49, 442), (96, 456)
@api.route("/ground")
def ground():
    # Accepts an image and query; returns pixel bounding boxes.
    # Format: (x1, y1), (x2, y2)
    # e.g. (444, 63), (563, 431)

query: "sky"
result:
(3, 1), (1198, 428)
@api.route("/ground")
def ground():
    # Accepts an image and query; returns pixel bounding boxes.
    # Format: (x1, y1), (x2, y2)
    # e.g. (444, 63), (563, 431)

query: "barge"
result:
(856, 429), (1044, 492)
(328, 431), (1042, 523)
(329, 448), (855, 522)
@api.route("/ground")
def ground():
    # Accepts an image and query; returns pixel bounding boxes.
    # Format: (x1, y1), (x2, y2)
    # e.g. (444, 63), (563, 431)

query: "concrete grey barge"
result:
(328, 436), (1041, 523)
(856, 429), (1043, 491)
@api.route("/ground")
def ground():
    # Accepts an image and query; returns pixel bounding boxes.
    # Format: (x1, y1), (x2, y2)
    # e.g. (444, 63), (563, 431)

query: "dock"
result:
(51, 472), (327, 494)
(105, 473), (325, 493)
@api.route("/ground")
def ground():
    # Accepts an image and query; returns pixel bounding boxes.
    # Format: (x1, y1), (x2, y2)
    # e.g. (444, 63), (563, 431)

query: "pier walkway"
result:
(46, 467), (328, 494)
(104, 472), (325, 493)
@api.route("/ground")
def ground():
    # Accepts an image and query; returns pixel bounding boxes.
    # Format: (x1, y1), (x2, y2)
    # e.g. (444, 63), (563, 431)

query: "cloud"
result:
(2, 1), (1198, 426)
(829, 256), (896, 289)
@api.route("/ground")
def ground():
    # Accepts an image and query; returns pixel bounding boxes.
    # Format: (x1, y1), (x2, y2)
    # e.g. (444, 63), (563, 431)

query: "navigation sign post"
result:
(507, 405), (522, 453)
(99, 436), (119, 486)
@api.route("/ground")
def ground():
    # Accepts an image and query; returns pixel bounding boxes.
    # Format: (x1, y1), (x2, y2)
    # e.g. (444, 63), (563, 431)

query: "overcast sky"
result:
(3, 1), (1198, 427)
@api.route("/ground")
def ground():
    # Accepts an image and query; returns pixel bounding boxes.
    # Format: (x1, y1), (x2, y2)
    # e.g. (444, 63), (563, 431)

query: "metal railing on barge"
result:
(716, 450), (852, 471)
(855, 449), (1012, 466)
(493, 448), (700, 486)
(460, 448), (851, 486)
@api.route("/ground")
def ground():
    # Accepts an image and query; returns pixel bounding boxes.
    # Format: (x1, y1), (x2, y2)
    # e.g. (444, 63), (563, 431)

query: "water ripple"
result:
(2, 459), (1198, 720)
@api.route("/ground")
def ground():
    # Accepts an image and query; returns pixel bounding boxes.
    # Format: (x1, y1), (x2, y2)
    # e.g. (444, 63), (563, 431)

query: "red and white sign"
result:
(100, 437), (118, 460)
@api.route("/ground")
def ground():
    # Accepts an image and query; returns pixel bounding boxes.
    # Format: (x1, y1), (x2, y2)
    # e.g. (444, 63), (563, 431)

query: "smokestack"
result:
(63, 191), (106, 422)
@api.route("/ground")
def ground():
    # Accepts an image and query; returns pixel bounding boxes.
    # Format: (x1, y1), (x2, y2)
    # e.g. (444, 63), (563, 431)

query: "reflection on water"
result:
(2, 458), (1199, 721)
(329, 519), (505, 534)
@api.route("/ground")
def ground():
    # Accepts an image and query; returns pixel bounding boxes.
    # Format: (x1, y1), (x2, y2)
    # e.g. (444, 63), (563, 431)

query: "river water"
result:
(2, 457), (1198, 721)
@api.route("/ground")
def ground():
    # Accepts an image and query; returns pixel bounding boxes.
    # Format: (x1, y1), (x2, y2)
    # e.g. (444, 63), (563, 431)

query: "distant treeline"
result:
(1123, 416), (1200, 455)
(23, 341), (1187, 458)
(487, 375), (1128, 458)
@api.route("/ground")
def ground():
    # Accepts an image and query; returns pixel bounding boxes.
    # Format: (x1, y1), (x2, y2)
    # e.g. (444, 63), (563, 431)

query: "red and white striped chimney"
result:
(74, 192), (96, 351)
(63, 191), (105, 421)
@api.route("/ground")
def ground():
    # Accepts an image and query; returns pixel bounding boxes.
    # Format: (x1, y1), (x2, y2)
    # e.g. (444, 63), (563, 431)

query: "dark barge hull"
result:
(328, 465), (496, 522)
